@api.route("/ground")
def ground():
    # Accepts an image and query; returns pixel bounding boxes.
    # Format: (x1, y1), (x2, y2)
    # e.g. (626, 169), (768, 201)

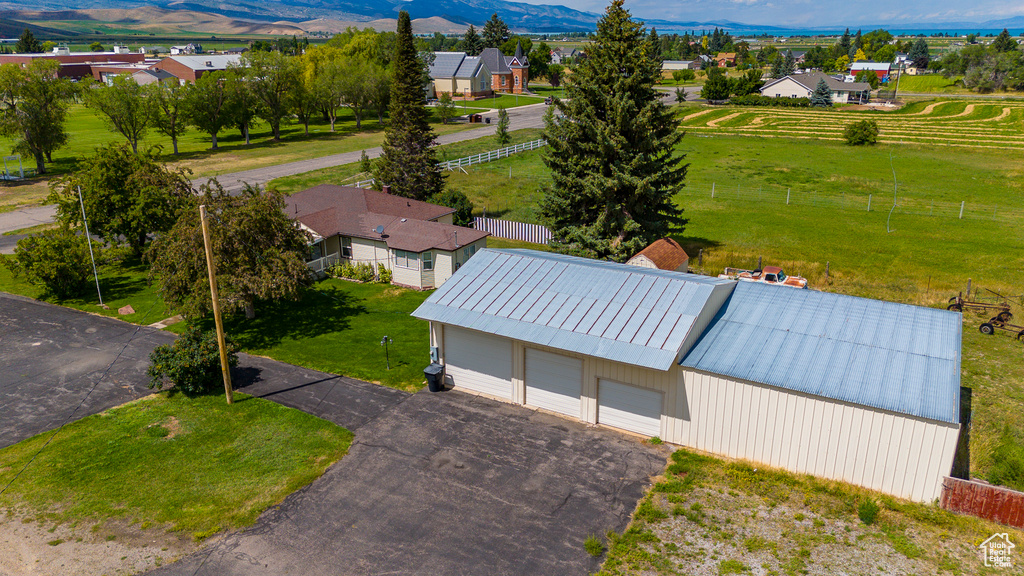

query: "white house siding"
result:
(434, 251), (455, 286)
(392, 257), (422, 288)
(349, 237), (389, 268)
(674, 368), (960, 502)
(762, 77), (810, 99)
(420, 262), (436, 288)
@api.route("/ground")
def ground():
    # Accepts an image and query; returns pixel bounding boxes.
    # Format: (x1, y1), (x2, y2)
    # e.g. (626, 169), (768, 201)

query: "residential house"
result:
(714, 52), (738, 67)
(413, 249), (963, 503)
(626, 238), (689, 272)
(549, 47), (578, 64)
(760, 72), (872, 104)
(661, 60), (698, 78)
(850, 61), (891, 80)
(286, 185), (489, 289)
(427, 52), (492, 98)
(480, 42), (530, 94)
(170, 43), (202, 55)
(149, 54), (242, 84)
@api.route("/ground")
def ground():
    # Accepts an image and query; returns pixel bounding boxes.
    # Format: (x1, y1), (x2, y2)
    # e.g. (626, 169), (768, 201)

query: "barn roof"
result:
(681, 282), (962, 424)
(413, 249), (735, 371)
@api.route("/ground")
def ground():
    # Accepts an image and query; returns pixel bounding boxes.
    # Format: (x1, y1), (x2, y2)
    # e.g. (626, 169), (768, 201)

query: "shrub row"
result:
(329, 262), (392, 284)
(729, 94), (811, 107)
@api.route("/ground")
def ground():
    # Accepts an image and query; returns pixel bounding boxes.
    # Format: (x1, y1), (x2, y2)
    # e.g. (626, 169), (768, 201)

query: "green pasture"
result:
(894, 74), (970, 94)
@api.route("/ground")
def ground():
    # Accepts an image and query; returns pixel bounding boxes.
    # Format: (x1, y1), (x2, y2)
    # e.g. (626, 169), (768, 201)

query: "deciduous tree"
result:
(436, 92), (457, 124)
(373, 11), (444, 200)
(148, 182), (313, 320)
(844, 119), (879, 145)
(242, 50), (298, 141)
(186, 70), (231, 149)
(82, 75), (151, 153)
(540, 0), (687, 261)
(148, 81), (189, 154)
(0, 60), (76, 174)
(495, 107), (510, 145)
(3, 227), (94, 298)
(48, 144), (192, 256)
(700, 66), (731, 100)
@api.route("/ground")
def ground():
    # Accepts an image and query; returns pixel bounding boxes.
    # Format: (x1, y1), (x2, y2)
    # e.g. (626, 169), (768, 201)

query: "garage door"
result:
(598, 379), (662, 437)
(525, 348), (582, 418)
(443, 327), (513, 399)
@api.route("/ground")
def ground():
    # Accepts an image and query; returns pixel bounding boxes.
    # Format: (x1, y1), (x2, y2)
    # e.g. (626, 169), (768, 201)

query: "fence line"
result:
(439, 139), (547, 171)
(683, 180), (1024, 225)
(474, 216), (552, 244)
(941, 476), (1024, 529)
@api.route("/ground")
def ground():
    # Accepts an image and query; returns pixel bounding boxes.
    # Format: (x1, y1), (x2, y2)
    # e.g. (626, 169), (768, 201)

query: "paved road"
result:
(0, 103), (551, 239)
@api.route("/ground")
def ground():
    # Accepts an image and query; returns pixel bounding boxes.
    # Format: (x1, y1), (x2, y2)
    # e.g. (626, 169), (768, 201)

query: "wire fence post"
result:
(786, 188), (790, 205)
(959, 201), (965, 219)
(867, 194), (871, 212)
(711, 182), (715, 199)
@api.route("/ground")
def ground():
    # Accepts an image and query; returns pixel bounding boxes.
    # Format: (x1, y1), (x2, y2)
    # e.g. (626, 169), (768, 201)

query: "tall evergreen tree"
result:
(992, 29), (1017, 53)
(373, 11), (444, 201)
(462, 24), (484, 55)
(483, 13), (511, 49)
(809, 78), (833, 107)
(784, 49), (796, 74)
(540, 0), (687, 262)
(14, 29), (43, 53)
(908, 38), (930, 68)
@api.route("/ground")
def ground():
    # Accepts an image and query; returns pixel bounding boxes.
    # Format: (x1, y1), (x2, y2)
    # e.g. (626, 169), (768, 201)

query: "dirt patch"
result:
(161, 416), (182, 439)
(0, 514), (202, 576)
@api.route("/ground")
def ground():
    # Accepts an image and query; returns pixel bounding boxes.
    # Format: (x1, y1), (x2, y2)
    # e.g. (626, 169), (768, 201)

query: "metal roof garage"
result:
(413, 249), (963, 502)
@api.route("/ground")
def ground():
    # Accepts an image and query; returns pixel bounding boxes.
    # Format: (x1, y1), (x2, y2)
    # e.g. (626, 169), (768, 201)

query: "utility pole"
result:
(200, 204), (233, 405)
(76, 186), (103, 307)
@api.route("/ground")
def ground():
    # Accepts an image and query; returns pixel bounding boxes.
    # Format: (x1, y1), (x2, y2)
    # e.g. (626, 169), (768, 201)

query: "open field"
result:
(0, 103), (475, 210)
(597, 449), (1023, 576)
(895, 74), (971, 94)
(676, 99), (1024, 149)
(0, 392), (351, 574)
(467, 93), (545, 109)
(410, 130), (1024, 489)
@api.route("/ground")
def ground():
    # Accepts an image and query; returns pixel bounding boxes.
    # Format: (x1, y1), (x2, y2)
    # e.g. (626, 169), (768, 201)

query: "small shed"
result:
(413, 249), (962, 502)
(627, 238), (689, 272)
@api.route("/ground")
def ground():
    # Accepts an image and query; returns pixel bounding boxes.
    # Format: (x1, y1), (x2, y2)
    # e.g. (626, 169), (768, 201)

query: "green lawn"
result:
(0, 254), (173, 326)
(0, 104), (475, 209)
(0, 392), (352, 540)
(179, 279), (432, 392)
(269, 128), (545, 196)
(472, 93), (545, 109)
(597, 449), (1022, 576)
(895, 74), (970, 94)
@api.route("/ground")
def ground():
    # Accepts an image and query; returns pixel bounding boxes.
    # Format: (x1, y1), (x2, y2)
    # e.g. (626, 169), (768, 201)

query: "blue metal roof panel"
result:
(681, 282), (961, 424)
(413, 249), (732, 371)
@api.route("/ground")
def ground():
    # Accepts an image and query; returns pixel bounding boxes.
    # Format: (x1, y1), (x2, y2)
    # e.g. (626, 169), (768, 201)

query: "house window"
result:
(342, 237), (352, 259)
(394, 249), (418, 270)
(423, 251), (433, 271)
(501, 76), (506, 86)
(514, 76), (520, 86)
(470, 245), (477, 255)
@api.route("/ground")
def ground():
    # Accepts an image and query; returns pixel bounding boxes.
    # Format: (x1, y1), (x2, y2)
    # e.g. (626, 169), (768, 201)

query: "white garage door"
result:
(598, 379), (663, 437)
(525, 348), (582, 418)
(443, 327), (512, 399)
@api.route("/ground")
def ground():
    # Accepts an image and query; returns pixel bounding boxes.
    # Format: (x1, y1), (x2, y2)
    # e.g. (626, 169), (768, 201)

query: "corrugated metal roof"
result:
(454, 56), (484, 79)
(680, 282), (962, 424)
(413, 249), (734, 371)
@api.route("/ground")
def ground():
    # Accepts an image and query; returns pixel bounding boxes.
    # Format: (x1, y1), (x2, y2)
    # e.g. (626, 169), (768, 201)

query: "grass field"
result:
(596, 449), (1023, 576)
(895, 74), (971, 94)
(676, 99), (1024, 149)
(0, 392), (352, 540)
(412, 129), (1024, 489)
(0, 104), (475, 210)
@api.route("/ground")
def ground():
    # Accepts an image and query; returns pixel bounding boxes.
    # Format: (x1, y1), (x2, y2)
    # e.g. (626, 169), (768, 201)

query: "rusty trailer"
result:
(979, 314), (1024, 340)
(947, 292), (1011, 316)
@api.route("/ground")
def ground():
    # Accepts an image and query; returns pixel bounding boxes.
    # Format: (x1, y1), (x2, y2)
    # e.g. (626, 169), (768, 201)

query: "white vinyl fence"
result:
(474, 216), (552, 244)
(439, 139), (547, 171)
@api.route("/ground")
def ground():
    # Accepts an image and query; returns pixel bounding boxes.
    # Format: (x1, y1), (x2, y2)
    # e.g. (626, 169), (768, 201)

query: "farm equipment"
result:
(979, 314), (1024, 340)
(719, 266), (808, 289)
(947, 290), (1012, 316)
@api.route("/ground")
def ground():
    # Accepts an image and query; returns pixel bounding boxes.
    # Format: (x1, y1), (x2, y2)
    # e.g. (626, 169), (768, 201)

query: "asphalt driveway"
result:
(1, 292), (667, 575)
(150, 389), (667, 576)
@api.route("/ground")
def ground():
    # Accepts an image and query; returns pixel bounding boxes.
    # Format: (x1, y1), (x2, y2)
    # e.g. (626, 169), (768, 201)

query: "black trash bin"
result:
(424, 363), (445, 392)
(485, 117), (491, 124)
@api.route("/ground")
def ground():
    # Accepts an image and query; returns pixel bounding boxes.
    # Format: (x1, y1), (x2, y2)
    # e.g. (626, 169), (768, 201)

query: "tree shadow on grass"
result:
(673, 235), (722, 256)
(221, 286), (366, 351)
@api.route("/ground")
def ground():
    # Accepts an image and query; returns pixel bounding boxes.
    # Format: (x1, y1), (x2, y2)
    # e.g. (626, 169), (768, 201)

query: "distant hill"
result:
(2, 7), (308, 35)
(302, 16), (470, 35)
(0, 17), (73, 38)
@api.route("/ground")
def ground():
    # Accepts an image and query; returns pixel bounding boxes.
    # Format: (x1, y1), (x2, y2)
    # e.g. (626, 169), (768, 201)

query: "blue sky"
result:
(516, 0), (1024, 27)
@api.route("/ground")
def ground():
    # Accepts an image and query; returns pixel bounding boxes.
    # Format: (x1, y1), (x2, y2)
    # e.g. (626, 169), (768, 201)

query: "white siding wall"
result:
(674, 368), (960, 502)
(761, 77), (811, 99)
(626, 255), (657, 269)
(392, 254), (422, 288)
(434, 251), (455, 286)
(350, 237), (389, 267)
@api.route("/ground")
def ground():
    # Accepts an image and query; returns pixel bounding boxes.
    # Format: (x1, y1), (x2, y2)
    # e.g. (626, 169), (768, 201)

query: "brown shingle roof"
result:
(633, 238), (689, 270)
(286, 185), (486, 253)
